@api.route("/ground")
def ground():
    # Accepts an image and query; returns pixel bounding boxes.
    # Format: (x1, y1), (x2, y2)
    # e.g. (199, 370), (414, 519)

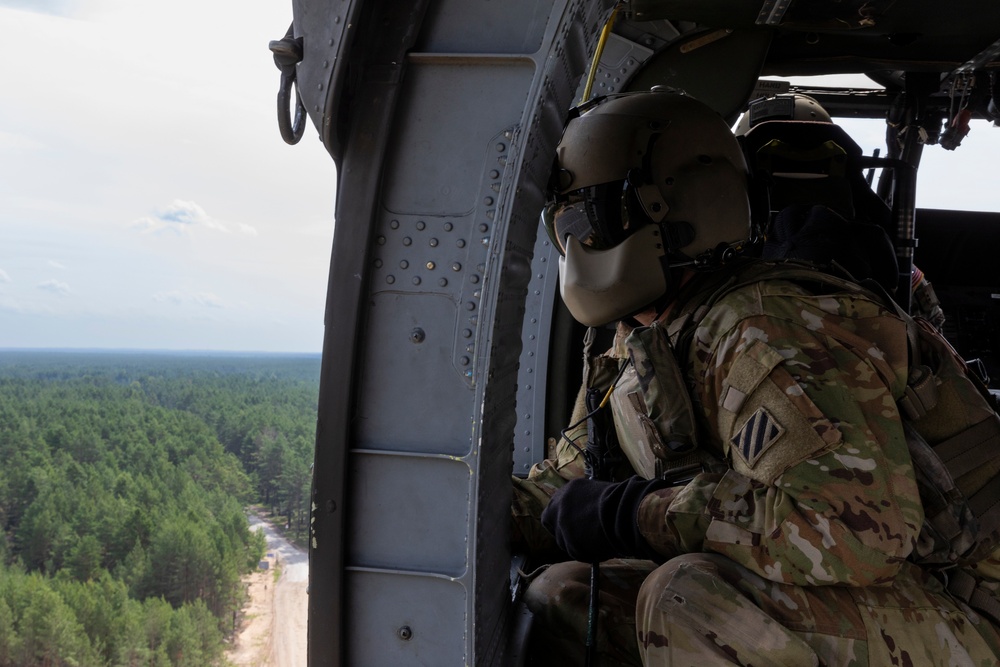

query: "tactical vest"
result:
(603, 260), (1000, 571)
(607, 321), (722, 482)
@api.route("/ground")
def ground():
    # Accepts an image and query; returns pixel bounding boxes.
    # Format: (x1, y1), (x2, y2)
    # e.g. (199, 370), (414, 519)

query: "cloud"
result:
(0, 294), (54, 315)
(0, 269), (10, 283)
(131, 200), (258, 238)
(0, 0), (83, 17)
(157, 199), (213, 226)
(38, 279), (71, 296)
(132, 199), (229, 234)
(132, 217), (184, 236)
(194, 292), (224, 308)
(151, 290), (225, 309)
(47, 259), (67, 270)
(152, 290), (184, 304)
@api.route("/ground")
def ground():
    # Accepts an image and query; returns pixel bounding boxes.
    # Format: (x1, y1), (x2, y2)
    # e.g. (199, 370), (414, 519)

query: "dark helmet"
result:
(734, 93), (832, 136)
(543, 91), (752, 326)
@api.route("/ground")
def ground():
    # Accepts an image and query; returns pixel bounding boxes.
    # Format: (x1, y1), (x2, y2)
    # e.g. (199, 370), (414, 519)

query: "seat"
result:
(739, 119), (900, 293)
(740, 119), (893, 233)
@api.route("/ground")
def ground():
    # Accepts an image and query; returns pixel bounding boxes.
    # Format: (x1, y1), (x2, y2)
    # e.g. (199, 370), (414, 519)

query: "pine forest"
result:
(0, 351), (321, 666)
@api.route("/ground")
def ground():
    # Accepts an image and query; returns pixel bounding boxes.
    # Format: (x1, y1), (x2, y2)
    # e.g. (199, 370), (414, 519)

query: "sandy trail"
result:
(226, 513), (308, 667)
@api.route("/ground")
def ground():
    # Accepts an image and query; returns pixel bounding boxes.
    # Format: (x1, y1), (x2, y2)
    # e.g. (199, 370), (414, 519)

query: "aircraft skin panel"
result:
(307, 4), (435, 667)
(418, 0), (553, 54)
(381, 62), (535, 215)
(346, 569), (468, 666)
(298, 0), (617, 664)
(347, 451), (471, 575)
(357, 292), (482, 455)
(512, 239), (560, 476)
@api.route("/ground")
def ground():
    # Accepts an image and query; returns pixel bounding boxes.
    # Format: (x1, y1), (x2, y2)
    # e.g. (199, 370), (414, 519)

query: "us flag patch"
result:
(731, 407), (784, 468)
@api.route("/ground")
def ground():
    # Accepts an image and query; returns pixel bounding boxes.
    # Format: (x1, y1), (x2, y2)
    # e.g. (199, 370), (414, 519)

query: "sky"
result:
(2, 5), (998, 353)
(0, 0), (337, 353)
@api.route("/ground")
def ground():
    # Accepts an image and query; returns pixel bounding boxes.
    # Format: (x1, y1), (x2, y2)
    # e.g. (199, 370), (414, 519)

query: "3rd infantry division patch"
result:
(732, 406), (785, 468)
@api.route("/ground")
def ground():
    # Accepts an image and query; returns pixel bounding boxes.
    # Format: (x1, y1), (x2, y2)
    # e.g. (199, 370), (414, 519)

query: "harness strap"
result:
(904, 422), (964, 542)
(898, 364), (938, 421)
(948, 569), (1000, 626)
(934, 417), (1000, 481)
(968, 475), (1000, 529)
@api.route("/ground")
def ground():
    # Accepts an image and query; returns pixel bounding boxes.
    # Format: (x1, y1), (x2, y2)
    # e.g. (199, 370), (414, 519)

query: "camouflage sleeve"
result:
(637, 281), (924, 587)
(511, 410), (640, 556)
(511, 407), (589, 555)
(512, 340), (627, 557)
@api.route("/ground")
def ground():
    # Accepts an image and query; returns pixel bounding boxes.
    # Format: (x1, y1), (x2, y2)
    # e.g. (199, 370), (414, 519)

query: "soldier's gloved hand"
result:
(541, 476), (669, 563)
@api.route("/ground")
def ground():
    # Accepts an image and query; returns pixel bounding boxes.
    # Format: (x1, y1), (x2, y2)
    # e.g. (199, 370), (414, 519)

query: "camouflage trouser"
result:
(524, 555), (1000, 666)
(639, 554), (1000, 666)
(524, 559), (654, 666)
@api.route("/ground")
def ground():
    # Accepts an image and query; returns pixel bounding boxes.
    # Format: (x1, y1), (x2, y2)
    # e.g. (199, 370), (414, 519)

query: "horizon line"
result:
(0, 347), (322, 357)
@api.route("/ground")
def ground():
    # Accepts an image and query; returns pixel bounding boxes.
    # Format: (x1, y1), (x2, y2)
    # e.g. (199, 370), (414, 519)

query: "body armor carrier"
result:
(608, 322), (721, 482)
(599, 260), (1000, 574)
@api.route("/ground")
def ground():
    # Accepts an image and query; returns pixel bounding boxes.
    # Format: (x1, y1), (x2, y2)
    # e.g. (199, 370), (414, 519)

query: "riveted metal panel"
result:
(512, 235), (559, 475)
(382, 62), (535, 216)
(347, 452), (471, 574)
(355, 292), (472, 454)
(290, 0), (361, 161)
(583, 32), (655, 98)
(417, 0), (552, 54)
(346, 569), (467, 667)
(366, 209), (495, 390)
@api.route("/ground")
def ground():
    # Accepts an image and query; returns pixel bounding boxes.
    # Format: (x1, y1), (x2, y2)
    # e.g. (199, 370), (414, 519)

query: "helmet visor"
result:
(542, 182), (632, 255)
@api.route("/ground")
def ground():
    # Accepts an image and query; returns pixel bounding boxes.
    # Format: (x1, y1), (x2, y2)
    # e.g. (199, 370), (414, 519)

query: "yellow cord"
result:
(581, 3), (623, 104)
(598, 356), (631, 408)
(598, 381), (616, 409)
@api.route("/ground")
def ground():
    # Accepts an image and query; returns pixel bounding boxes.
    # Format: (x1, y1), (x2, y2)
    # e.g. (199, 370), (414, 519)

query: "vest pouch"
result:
(904, 420), (979, 566)
(904, 316), (1000, 566)
(609, 323), (700, 480)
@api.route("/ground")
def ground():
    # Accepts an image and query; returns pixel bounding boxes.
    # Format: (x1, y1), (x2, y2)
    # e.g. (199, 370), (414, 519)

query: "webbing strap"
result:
(950, 568), (978, 601)
(948, 569), (1000, 626)
(969, 587), (1000, 626)
(898, 365), (938, 420)
(968, 475), (1000, 529)
(926, 510), (964, 543)
(904, 422), (964, 544)
(934, 417), (1000, 481)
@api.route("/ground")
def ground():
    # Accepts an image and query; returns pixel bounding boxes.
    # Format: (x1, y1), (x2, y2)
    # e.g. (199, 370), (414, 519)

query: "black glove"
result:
(541, 476), (669, 563)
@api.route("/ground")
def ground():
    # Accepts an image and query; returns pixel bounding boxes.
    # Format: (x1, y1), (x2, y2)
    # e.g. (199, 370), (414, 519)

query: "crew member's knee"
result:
(523, 560), (593, 617)
(636, 552), (732, 651)
(637, 553), (722, 612)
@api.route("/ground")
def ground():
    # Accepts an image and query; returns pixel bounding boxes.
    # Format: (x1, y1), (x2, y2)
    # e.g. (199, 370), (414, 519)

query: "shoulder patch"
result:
(717, 341), (843, 484)
(731, 407), (785, 468)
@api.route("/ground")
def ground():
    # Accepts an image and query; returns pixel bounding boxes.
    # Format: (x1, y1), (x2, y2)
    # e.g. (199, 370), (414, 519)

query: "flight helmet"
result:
(543, 90), (752, 326)
(734, 93), (832, 136)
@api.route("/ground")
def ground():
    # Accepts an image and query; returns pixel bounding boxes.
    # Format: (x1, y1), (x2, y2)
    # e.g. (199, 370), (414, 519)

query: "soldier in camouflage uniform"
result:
(513, 90), (1000, 665)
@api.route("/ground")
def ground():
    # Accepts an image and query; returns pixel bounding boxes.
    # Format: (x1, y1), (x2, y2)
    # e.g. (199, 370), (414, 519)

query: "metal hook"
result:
(269, 24), (306, 145)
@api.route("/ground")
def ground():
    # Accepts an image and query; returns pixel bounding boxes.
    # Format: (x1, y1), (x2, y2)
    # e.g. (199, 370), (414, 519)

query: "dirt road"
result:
(226, 514), (308, 667)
